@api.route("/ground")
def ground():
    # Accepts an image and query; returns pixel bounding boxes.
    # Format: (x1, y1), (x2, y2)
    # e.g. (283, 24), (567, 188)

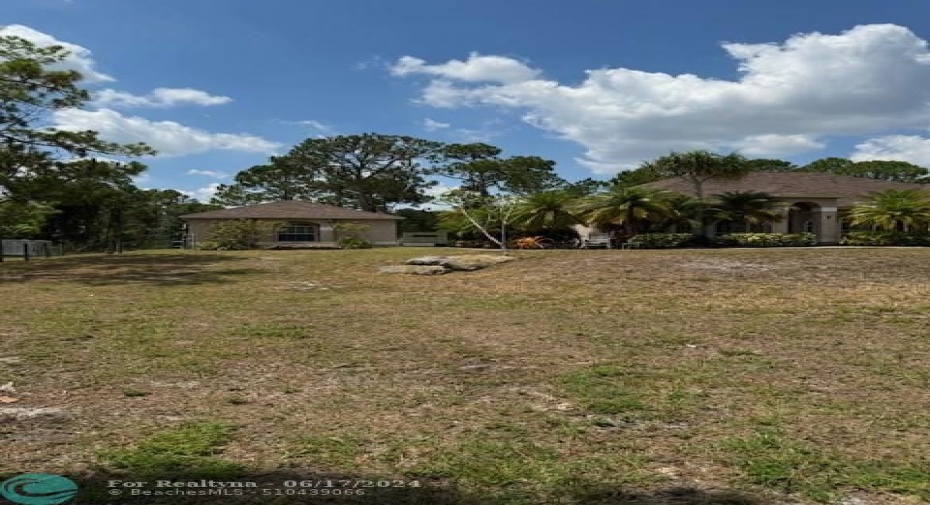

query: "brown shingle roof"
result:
(645, 172), (929, 207)
(180, 201), (404, 220)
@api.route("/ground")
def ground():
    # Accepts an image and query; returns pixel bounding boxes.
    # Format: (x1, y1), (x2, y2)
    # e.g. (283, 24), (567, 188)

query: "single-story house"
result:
(645, 172), (929, 243)
(179, 201), (403, 248)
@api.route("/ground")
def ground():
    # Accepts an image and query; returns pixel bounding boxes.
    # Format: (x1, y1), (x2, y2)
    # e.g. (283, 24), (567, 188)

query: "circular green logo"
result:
(0, 474), (78, 505)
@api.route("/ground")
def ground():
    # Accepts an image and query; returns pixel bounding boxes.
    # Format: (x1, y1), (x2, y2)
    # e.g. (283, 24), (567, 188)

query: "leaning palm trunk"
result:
(458, 209), (504, 248)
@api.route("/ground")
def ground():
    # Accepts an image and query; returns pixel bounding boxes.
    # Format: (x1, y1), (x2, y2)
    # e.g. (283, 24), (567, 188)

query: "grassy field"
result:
(1, 247), (928, 504)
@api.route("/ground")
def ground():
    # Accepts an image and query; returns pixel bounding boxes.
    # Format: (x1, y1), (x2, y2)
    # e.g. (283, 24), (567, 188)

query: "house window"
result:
(804, 220), (815, 233)
(278, 222), (318, 242)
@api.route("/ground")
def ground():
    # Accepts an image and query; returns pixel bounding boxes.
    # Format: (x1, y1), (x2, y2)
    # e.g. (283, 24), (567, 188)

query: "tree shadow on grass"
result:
(0, 253), (259, 286)
(44, 470), (771, 505)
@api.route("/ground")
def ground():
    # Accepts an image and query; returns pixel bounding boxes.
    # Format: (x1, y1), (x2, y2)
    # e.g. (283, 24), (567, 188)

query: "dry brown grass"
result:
(1, 247), (929, 504)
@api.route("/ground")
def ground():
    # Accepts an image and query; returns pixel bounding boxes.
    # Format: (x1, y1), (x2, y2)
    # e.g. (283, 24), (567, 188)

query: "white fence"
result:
(1, 239), (53, 258)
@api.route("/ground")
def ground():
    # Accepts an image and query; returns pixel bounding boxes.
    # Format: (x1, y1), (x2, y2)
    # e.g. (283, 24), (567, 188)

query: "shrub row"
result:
(713, 232), (818, 247)
(196, 240), (248, 251)
(198, 238), (373, 250)
(630, 232), (930, 248)
(627, 232), (818, 248)
(338, 237), (373, 249)
(627, 233), (701, 248)
(839, 231), (930, 246)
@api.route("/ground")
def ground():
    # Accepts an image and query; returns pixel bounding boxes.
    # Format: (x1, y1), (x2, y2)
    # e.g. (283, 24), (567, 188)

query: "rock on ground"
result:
(403, 254), (515, 271)
(0, 407), (70, 421)
(404, 256), (448, 266)
(378, 265), (451, 275)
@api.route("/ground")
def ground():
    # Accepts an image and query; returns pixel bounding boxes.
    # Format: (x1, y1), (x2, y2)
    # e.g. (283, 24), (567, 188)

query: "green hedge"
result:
(196, 240), (247, 251)
(338, 237), (373, 249)
(627, 233), (700, 248)
(840, 231), (930, 246)
(713, 232), (818, 247)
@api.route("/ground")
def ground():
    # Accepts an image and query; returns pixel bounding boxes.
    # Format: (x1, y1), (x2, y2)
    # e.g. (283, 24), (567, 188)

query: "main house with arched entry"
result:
(179, 201), (403, 248)
(646, 172), (930, 244)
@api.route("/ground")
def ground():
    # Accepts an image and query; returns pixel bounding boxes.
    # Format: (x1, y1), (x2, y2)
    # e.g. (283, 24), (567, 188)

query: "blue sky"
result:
(5, 0), (930, 201)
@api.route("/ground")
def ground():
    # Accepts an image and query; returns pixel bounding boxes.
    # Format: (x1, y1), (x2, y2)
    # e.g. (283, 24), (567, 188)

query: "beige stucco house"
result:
(646, 173), (930, 243)
(179, 201), (403, 248)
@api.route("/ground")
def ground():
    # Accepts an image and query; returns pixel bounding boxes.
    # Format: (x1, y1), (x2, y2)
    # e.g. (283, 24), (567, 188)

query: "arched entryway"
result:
(787, 202), (821, 235)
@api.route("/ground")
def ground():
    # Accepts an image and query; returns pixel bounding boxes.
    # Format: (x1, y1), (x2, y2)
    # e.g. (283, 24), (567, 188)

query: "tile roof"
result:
(645, 172), (929, 207)
(180, 200), (404, 220)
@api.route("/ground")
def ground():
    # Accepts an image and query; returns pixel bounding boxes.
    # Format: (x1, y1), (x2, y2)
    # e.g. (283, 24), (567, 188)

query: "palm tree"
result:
(512, 190), (584, 231)
(642, 150), (751, 199)
(711, 191), (785, 232)
(641, 150), (751, 236)
(664, 196), (716, 233)
(848, 189), (930, 232)
(576, 186), (675, 239)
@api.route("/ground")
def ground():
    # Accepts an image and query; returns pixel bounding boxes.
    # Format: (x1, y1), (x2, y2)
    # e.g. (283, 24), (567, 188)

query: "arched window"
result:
(278, 222), (319, 242)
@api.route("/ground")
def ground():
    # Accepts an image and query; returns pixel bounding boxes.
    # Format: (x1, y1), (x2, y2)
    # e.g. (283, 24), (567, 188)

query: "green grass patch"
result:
(559, 363), (712, 421)
(100, 421), (244, 479)
(408, 437), (659, 504)
(560, 364), (652, 416)
(410, 438), (562, 504)
(721, 427), (930, 502)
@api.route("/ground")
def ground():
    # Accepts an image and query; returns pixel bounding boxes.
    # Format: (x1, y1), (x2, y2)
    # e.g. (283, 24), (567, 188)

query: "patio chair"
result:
(582, 233), (612, 249)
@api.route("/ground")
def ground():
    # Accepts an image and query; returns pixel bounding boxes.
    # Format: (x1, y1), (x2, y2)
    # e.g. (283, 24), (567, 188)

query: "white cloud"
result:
(733, 135), (825, 157)
(293, 120), (334, 133)
(180, 183), (221, 203)
(53, 108), (282, 157)
(398, 182), (459, 211)
(2, 25), (279, 160)
(390, 52), (541, 84)
(354, 55), (389, 71)
(391, 24), (930, 173)
(0, 24), (113, 82)
(277, 119), (335, 137)
(186, 169), (229, 179)
(850, 135), (930, 166)
(94, 88), (232, 108)
(421, 118), (450, 131)
(453, 127), (499, 143)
